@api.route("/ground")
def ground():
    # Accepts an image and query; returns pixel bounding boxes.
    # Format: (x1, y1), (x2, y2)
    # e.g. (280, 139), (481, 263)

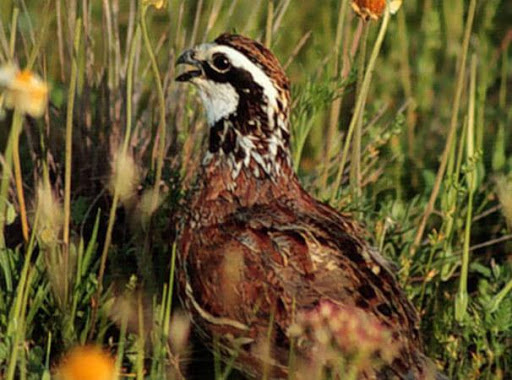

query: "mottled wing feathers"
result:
(237, 202), (419, 339)
(181, 200), (421, 355)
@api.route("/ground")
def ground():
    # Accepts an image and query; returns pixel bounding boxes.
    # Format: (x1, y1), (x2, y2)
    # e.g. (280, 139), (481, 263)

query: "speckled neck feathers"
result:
(203, 82), (291, 181)
(205, 34), (292, 182)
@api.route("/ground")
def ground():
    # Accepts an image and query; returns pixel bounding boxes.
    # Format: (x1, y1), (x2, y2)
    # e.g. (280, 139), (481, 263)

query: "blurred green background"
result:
(0, 0), (512, 379)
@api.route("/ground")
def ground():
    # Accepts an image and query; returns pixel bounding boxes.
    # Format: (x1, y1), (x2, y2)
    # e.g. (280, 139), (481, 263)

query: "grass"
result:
(0, 0), (511, 379)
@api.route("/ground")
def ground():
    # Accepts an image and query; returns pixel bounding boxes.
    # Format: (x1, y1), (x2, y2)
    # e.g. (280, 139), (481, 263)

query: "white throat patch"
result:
(194, 79), (239, 125)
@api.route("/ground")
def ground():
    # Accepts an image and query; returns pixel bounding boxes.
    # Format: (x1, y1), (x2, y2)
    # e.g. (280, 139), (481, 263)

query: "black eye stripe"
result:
(201, 63), (254, 87)
(201, 62), (229, 82)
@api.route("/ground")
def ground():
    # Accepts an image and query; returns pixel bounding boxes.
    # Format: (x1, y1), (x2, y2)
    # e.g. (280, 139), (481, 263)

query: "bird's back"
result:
(177, 170), (437, 379)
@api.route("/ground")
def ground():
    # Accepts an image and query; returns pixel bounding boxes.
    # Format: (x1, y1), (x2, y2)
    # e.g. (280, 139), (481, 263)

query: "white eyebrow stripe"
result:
(195, 43), (278, 109)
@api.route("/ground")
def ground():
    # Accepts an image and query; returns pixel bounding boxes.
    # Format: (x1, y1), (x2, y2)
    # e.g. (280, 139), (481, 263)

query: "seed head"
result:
(109, 148), (140, 205)
(35, 179), (63, 247)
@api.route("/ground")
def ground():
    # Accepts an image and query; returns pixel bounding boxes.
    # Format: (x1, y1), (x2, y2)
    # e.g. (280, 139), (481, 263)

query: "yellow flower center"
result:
(57, 346), (116, 380)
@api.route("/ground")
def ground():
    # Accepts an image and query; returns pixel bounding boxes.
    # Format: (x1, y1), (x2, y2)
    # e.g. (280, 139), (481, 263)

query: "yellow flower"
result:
(351, 0), (402, 21)
(56, 345), (117, 380)
(0, 64), (49, 117)
(143, 0), (166, 9)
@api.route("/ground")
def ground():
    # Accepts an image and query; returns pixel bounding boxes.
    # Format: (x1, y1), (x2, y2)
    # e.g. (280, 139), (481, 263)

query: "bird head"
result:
(176, 34), (292, 179)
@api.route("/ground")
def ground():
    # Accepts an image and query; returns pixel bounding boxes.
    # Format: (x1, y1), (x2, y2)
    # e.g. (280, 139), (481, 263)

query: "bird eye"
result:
(211, 53), (231, 72)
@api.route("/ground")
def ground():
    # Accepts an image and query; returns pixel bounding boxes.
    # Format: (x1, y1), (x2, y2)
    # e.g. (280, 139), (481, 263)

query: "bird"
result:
(175, 33), (443, 380)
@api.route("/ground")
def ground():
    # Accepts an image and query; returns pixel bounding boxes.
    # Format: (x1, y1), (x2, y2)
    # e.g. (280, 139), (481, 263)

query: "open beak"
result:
(176, 49), (203, 82)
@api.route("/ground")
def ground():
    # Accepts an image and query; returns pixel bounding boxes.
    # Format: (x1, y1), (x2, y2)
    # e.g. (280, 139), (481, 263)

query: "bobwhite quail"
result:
(176, 33), (443, 380)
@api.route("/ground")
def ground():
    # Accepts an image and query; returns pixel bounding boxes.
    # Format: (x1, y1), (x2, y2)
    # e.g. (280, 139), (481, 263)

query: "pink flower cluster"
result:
(289, 300), (399, 377)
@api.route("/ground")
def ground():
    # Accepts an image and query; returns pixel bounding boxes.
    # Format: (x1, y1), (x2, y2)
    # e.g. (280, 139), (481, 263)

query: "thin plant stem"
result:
(272, 0), (291, 34)
(123, 25), (141, 153)
(283, 30), (311, 70)
(488, 277), (512, 313)
(0, 12), (10, 60)
(151, 287), (166, 377)
(25, 0), (51, 70)
(123, 0), (137, 71)
(320, 0), (351, 188)
(202, 0), (225, 42)
(492, 44), (508, 171)
(63, 18), (82, 305)
(157, 242), (177, 376)
(102, 0), (115, 90)
(163, 242), (177, 337)
(189, 0), (204, 47)
(56, 0), (65, 81)
(419, 244), (437, 309)
(0, 111), (22, 248)
(113, 310), (128, 379)
(397, 9), (415, 159)
(460, 234), (512, 254)
(141, 2), (167, 201)
(9, 7), (18, 58)
(265, 0), (274, 47)
(19, 0), (35, 46)
(440, 120), (467, 281)
(44, 332), (52, 373)
(11, 116), (28, 242)
(6, 205), (39, 380)
(320, 17), (364, 192)
(350, 22), (369, 198)
(136, 292), (145, 380)
(331, 9), (391, 204)
(111, 0), (122, 88)
(411, 0), (477, 256)
(242, 0), (264, 36)
(89, 193), (119, 339)
(455, 54), (477, 322)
